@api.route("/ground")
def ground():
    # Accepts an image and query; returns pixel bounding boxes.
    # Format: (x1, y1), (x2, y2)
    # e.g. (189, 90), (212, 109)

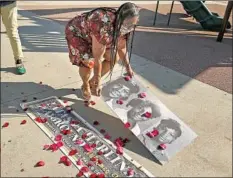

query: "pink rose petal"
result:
(116, 146), (123, 155)
(57, 141), (63, 148)
(104, 133), (111, 140)
(116, 99), (123, 105)
(144, 112), (152, 118)
(54, 134), (62, 142)
(124, 122), (131, 129)
(159, 143), (167, 150)
(127, 168), (134, 176)
(76, 158), (82, 166)
(43, 144), (50, 150)
(83, 144), (93, 153)
(138, 92), (146, 98)
(75, 139), (84, 145)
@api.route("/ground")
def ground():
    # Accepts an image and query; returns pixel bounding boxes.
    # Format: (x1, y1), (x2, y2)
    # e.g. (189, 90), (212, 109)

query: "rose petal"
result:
(124, 76), (131, 81)
(70, 120), (79, 125)
(61, 129), (71, 135)
(80, 166), (89, 173)
(20, 120), (27, 125)
(63, 100), (68, 104)
(49, 143), (58, 152)
(77, 171), (84, 177)
(116, 146), (123, 155)
(2, 122), (9, 128)
(90, 173), (97, 178)
(69, 149), (78, 156)
(35, 117), (42, 123)
(36, 161), (45, 167)
(144, 112), (152, 118)
(127, 168), (134, 176)
(64, 160), (72, 166)
(100, 129), (106, 134)
(97, 173), (105, 178)
(76, 158), (82, 166)
(90, 101), (96, 105)
(93, 121), (99, 126)
(60, 156), (68, 163)
(91, 143), (97, 148)
(104, 133), (111, 140)
(151, 129), (159, 137)
(41, 104), (46, 107)
(66, 106), (72, 113)
(116, 99), (124, 105)
(97, 151), (103, 155)
(82, 133), (88, 139)
(138, 92), (146, 98)
(43, 144), (50, 150)
(146, 132), (154, 138)
(88, 162), (93, 167)
(124, 122), (131, 129)
(83, 144), (93, 153)
(41, 118), (48, 123)
(90, 157), (97, 162)
(54, 134), (62, 142)
(57, 141), (63, 148)
(114, 138), (124, 147)
(159, 143), (167, 150)
(75, 139), (84, 145)
(97, 159), (103, 164)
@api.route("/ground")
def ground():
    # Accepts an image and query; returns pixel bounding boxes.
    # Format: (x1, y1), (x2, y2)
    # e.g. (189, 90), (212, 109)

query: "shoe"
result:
(16, 59), (26, 75)
(81, 83), (91, 101)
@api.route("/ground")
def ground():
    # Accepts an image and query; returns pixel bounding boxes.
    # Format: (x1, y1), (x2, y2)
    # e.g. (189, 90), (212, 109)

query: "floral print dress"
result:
(65, 9), (116, 68)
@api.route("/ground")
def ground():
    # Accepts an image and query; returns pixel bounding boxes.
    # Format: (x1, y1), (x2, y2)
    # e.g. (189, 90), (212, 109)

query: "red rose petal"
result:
(43, 144), (50, 150)
(146, 132), (154, 138)
(138, 92), (146, 98)
(97, 173), (105, 178)
(151, 129), (159, 137)
(49, 143), (58, 152)
(36, 161), (45, 167)
(114, 138), (124, 147)
(66, 106), (72, 113)
(41, 103), (46, 107)
(127, 168), (134, 176)
(159, 143), (167, 150)
(70, 120), (79, 125)
(77, 171), (84, 177)
(41, 118), (48, 123)
(2, 122), (9, 128)
(61, 129), (71, 135)
(116, 99), (123, 105)
(82, 133), (88, 139)
(91, 143), (97, 148)
(75, 139), (84, 145)
(90, 173), (97, 178)
(54, 134), (62, 142)
(60, 156), (68, 163)
(83, 144), (93, 153)
(104, 133), (111, 140)
(93, 121), (99, 126)
(88, 162), (93, 167)
(124, 76), (131, 81)
(90, 101), (96, 105)
(97, 159), (103, 164)
(124, 122), (131, 129)
(116, 146), (123, 155)
(76, 158), (82, 166)
(20, 120), (27, 125)
(69, 149), (78, 156)
(35, 117), (42, 123)
(57, 141), (63, 148)
(64, 160), (72, 166)
(63, 100), (68, 104)
(144, 112), (152, 118)
(100, 129), (106, 134)
(97, 151), (103, 155)
(80, 166), (89, 173)
(90, 157), (97, 162)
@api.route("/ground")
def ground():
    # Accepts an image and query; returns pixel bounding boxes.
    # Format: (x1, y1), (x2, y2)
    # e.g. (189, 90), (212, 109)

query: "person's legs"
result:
(79, 66), (92, 101)
(1, 2), (25, 74)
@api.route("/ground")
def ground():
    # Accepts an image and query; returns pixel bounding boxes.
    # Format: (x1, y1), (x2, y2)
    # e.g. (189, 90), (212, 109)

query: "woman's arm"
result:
(91, 35), (106, 95)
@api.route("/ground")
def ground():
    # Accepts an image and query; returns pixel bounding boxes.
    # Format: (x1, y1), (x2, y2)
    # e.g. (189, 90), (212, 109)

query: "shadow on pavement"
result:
(1, 81), (161, 165)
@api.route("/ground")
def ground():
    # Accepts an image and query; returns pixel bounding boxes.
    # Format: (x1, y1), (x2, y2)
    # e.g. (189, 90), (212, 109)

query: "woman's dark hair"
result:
(85, 3), (139, 79)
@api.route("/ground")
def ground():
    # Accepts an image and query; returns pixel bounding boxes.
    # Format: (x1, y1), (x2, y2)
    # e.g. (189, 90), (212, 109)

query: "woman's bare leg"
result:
(79, 66), (92, 100)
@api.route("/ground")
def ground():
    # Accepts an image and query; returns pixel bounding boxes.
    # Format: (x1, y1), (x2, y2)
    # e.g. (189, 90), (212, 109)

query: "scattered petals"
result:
(43, 144), (50, 150)
(80, 166), (89, 173)
(49, 143), (58, 152)
(83, 144), (93, 153)
(97, 151), (103, 155)
(77, 171), (84, 177)
(146, 132), (154, 138)
(124, 122), (131, 129)
(114, 138), (124, 147)
(2, 122), (9, 128)
(60, 156), (68, 163)
(93, 121), (99, 126)
(159, 143), (167, 150)
(76, 158), (82, 166)
(116, 146), (123, 155)
(41, 104), (46, 107)
(138, 92), (146, 98)
(87, 162), (93, 167)
(151, 129), (159, 137)
(69, 149), (78, 156)
(127, 168), (134, 176)
(82, 133), (88, 139)
(20, 120), (27, 125)
(66, 106), (72, 113)
(144, 112), (152, 118)
(97, 159), (103, 164)
(63, 100), (68, 104)
(90, 173), (97, 178)
(54, 134), (62, 142)
(123, 138), (130, 143)
(97, 173), (105, 178)
(100, 129), (106, 134)
(36, 161), (45, 167)
(64, 160), (72, 166)
(104, 133), (111, 140)
(70, 120), (79, 125)
(57, 141), (63, 148)
(90, 101), (96, 105)
(91, 143), (97, 148)
(116, 99), (124, 105)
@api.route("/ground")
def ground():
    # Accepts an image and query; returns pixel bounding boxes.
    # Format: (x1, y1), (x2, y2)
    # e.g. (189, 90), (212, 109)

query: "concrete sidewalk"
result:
(1, 7), (232, 178)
